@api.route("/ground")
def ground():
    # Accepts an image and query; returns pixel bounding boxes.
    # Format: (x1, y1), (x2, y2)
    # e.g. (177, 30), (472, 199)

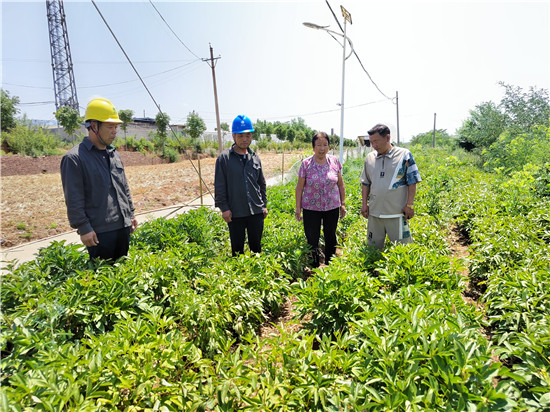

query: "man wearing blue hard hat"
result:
(214, 115), (268, 256)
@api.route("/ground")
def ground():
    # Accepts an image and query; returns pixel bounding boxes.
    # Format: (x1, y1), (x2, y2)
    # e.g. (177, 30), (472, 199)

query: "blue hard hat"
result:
(232, 115), (254, 133)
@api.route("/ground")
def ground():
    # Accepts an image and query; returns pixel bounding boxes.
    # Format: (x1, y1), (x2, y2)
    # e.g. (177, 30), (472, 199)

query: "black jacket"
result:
(60, 137), (135, 235)
(214, 145), (267, 218)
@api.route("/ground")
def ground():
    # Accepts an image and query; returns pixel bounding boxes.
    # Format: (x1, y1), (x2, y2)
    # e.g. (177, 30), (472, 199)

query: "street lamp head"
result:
(303, 22), (329, 30)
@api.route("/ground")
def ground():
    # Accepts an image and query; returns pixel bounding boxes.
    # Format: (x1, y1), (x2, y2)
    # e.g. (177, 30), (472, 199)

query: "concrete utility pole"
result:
(204, 45), (223, 153)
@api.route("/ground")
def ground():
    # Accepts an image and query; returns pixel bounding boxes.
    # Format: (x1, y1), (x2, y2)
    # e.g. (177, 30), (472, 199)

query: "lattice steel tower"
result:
(46, 0), (79, 112)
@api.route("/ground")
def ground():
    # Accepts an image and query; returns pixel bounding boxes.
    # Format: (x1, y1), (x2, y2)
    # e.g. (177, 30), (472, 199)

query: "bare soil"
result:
(1, 150), (301, 249)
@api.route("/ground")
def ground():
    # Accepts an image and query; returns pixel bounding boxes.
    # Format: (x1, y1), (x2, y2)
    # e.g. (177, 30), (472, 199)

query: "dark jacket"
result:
(214, 145), (267, 218)
(60, 137), (135, 235)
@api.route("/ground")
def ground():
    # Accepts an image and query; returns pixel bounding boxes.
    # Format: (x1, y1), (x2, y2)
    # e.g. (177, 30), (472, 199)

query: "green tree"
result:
(411, 129), (458, 148)
(155, 111), (170, 155)
(184, 111), (207, 153)
(118, 109), (134, 138)
(286, 128), (296, 143)
(498, 82), (550, 132)
(220, 122), (229, 133)
(274, 123), (289, 140)
(216, 121), (230, 148)
(1, 89), (20, 132)
(457, 101), (506, 151)
(185, 111), (207, 139)
(54, 106), (82, 141)
(483, 125), (550, 172)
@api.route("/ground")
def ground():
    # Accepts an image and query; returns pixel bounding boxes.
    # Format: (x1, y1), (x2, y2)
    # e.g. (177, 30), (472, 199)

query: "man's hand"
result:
(130, 218), (138, 233)
(263, 208), (269, 219)
(80, 230), (99, 247)
(222, 210), (232, 223)
(361, 204), (369, 219)
(402, 205), (415, 220)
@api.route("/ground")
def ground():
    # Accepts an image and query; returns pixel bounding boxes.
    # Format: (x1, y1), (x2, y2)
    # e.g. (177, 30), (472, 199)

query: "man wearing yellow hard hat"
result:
(60, 98), (138, 262)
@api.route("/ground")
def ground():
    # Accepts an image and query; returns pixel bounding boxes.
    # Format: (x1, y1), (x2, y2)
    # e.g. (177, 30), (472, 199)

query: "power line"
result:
(5, 61), (202, 91)
(3, 83), (52, 90)
(79, 60), (202, 89)
(260, 99), (388, 121)
(324, 0), (394, 102)
(148, 0), (202, 60)
(91, 0), (213, 199)
(19, 101), (56, 106)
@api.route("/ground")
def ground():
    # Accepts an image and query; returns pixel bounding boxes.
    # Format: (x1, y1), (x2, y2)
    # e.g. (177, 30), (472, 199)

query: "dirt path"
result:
(1, 152), (302, 248)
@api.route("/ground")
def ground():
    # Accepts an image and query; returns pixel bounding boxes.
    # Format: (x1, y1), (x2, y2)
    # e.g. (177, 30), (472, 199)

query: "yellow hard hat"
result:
(84, 98), (123, 123)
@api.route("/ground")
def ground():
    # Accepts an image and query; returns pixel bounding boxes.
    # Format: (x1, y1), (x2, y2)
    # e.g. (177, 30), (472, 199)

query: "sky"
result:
(1, 0), (549, 142)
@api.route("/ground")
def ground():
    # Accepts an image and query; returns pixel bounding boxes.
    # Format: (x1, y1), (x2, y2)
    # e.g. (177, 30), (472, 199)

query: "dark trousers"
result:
(227, 214), (264, 256)
(87, 226), (131, 263)
(302, 208), (340, 267)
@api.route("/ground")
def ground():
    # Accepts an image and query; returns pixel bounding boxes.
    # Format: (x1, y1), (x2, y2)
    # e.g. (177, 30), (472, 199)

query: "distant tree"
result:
(457, 83), (549, 152)
(1, 89), (20, 132)
(155, 111), (170, 155)
(184, 111), (206, 153)
(295, 130), (307, 143)
(118, 109), (134, 137)
(185, 111), (207, 140)
(457, 101), (507, 151)
(274, 123), (289, 140)
(411, 129), (457, 148)
(286, 128), (296, 143)
(216, 121), (230, 146)
(54, 106), (82, 141)
(498, 82), (550, 131)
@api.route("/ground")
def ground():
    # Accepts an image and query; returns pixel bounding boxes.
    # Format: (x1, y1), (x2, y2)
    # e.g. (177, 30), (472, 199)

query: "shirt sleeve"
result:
(60, 153), (94, 235)
(360, 158), (371, 186)
(405, 151), (422, 185)
(214, 154), (230, 212)
(257, 157), (267, 207)
(298, 158), (308, 179)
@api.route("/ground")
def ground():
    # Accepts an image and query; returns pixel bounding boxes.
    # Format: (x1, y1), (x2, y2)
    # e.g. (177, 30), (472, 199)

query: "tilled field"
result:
(1, 151), (302, 248)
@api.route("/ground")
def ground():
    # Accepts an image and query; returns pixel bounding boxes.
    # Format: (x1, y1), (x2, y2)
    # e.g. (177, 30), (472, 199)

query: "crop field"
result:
(1, 147), (549, 411)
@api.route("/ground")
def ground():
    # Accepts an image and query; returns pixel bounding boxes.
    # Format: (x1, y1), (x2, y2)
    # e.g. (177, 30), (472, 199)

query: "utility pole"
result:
(432, 113), (437, 148)
(46, 0), (79, 112)
(395, 91), (400, 145)
(204, 44), (223, 153)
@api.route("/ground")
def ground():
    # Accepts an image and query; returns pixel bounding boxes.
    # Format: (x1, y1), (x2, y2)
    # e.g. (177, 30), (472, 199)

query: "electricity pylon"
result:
(46, 0), (79, 112)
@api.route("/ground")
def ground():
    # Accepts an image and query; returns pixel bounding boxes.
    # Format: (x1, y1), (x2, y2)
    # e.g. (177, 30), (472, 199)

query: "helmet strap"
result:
(91, 121), (108, 147)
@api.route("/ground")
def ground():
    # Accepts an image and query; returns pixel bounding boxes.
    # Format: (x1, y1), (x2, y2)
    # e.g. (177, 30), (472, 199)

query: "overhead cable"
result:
(90, 0), (213, 200)
(79, 60), (202, 89)
(148, 0), (202, 60)
(324, 0), (394, 102)
(261, 99), (388, 121)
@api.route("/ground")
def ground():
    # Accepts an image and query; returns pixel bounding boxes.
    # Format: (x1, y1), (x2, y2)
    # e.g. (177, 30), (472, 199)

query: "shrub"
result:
(2, 122), (64, 156)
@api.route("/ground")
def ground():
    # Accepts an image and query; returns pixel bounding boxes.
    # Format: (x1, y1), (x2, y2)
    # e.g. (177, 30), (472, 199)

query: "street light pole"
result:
(304, 5), (352, 166)
(339, 17), (347, 165)
(339, 6), (352, 165)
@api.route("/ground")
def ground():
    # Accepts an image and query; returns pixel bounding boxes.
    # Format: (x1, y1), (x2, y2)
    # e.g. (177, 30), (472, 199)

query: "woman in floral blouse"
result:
(295, 132), (346, 267)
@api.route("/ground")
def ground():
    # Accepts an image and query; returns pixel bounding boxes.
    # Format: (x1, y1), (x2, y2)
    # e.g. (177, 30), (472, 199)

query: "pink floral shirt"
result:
(298, 155), (342, 211)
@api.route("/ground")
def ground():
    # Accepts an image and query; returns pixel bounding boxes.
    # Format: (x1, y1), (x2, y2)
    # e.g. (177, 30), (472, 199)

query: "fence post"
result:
(282, 151), (285, 184)
(198, 156), (203, 206)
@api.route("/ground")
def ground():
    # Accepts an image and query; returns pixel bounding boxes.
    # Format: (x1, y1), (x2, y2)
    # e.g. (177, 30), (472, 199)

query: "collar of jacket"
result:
(82, 136), (116, 153)
(230, 144), (255, 156)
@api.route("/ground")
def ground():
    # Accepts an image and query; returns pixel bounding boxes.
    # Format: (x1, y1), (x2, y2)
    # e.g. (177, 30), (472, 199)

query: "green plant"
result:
(3, 122), (64, 157)
(54, 106), (82, 140)
(1, 88), (19, 132)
